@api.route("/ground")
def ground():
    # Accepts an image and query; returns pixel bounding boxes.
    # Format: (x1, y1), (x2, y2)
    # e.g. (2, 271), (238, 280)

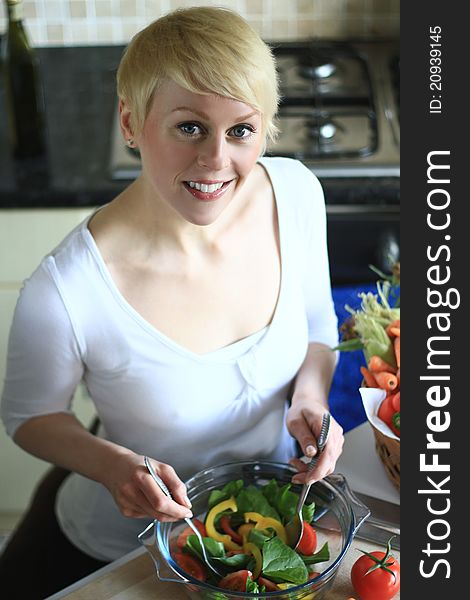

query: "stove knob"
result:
(314, 63), (336, 78)
(319, 123), (337, 139)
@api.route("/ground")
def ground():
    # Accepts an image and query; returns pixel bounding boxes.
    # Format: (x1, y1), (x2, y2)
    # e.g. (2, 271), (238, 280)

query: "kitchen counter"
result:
(0, 44), (399, 210)
(46, 538), (400, 599)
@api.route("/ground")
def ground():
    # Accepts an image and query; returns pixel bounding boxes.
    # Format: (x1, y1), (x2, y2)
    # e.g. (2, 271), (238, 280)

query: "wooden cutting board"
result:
(52, 538), (400, 600)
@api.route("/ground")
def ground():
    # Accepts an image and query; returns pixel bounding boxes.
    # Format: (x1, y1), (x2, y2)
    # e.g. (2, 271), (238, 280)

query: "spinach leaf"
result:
(301, 501), (316, 524)
(246, 576), (261, 593)
(262, 536), (309, 584)
(247, 527), (272, 549)
(300, 542), (330, 565)
(235, 484), (280, 520)
(184, 534), (225, 562)
(213, 553), (251, 570)
(262, 479), (315, 524)
(207, 479), (244, 509)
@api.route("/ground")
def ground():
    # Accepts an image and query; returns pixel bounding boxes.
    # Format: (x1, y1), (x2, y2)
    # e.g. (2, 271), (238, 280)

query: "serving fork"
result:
(285, 412), (332, 548)
(143, 455), (223, 578)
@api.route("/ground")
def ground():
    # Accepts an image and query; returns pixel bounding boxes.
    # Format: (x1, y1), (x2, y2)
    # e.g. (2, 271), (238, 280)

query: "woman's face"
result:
(127, 81), (264, 226)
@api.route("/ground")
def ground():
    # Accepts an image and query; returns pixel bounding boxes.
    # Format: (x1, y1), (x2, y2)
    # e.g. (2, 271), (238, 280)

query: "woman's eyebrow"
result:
(171, 106), (259, 121)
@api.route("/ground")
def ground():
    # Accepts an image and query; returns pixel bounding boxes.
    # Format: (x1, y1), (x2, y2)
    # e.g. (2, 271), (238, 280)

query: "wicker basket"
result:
(371, 423), (400, 490)
(361, 380), (400, 490)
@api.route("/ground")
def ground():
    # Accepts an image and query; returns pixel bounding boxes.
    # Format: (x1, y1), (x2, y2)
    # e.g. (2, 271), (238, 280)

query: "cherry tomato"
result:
(220, 514), (243, 544)
(173, 552), (207, 582)
(351, 540), (400, 600)
(257, 576), (279, 592)
(297, 521), (317, 555)
(176, 518), (207, 549)
(219, 569), (252, 591)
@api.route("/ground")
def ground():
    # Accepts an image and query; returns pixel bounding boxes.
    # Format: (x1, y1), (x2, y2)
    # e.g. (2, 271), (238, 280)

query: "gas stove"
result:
(109, 39), (399, 180)
(266, 40), (399, 176)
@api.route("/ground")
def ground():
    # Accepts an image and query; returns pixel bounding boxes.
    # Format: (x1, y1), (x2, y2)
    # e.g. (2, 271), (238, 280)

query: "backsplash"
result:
(0, 0), (399, 46)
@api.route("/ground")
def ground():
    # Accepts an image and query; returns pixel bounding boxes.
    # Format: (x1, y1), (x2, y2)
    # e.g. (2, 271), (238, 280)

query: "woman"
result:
(0, 6), (343, 598)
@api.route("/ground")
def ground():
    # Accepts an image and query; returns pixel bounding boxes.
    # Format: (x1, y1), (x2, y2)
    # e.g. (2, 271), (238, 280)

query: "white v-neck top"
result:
(1, 157), (338, 561)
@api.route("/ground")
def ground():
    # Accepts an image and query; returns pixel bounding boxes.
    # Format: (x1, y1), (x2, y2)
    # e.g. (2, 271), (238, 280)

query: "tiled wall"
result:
(0, 0), (399, 46)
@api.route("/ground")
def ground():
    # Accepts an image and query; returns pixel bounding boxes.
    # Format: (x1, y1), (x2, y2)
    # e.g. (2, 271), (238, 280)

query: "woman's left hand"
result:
(286, 398), (344, 484)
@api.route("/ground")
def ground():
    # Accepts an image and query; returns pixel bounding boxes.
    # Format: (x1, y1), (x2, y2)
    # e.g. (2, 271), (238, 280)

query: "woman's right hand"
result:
(102, 451), (193, 521)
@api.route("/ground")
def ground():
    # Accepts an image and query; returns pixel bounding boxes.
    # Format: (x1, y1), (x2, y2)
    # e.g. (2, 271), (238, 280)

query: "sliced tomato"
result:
(176, 518), (207, 549)
(308, 571), (321, 579)
(220, 515), (243, 544)
(173, 552), (207, 582)
(297, 521), (317, 555)
(219, 569), (252, 592)
(257, 576), (279, 592)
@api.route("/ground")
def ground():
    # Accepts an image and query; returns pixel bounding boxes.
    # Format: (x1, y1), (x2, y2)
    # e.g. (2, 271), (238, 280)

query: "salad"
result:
(171, 478), (330, 594)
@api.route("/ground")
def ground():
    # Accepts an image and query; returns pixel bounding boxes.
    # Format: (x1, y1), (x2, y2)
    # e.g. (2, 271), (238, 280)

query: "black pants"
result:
(0, 466), (109, 600)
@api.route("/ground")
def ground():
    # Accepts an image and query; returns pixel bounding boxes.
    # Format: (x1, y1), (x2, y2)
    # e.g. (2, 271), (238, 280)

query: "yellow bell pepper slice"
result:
(244, 512), (287, 544)
(238, 523), (255, 543)
(243, 542), (262, 579)
(278, 583), (315, 598)
(277, 583), (294, 590)
(205, 497), (242, 551)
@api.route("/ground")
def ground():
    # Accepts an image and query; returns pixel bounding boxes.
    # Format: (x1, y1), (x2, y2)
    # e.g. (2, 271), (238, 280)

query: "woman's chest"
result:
(111, 240), (281, 355)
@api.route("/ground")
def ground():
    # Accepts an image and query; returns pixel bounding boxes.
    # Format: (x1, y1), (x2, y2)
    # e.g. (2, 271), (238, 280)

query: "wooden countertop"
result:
(47, 537), (400, 600)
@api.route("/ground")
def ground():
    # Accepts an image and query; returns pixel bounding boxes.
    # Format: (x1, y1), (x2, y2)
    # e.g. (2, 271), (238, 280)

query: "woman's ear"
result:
(119, 99), (136, 147)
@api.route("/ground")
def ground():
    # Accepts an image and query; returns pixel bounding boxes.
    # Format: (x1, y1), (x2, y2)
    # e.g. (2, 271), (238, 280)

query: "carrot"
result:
(394, 336), (400, 368)
(360, 366), (379, 388)
(373, 371), (398, 392)
(390, 327), (400, 337)
(368, 355), (397, 374)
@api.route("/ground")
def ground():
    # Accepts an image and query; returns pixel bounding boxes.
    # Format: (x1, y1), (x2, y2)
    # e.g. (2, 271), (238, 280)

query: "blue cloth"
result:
(328, 283), (376, 433)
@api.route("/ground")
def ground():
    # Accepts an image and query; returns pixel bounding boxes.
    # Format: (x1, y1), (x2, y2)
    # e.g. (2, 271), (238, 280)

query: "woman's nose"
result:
(197, 134), (230, 170)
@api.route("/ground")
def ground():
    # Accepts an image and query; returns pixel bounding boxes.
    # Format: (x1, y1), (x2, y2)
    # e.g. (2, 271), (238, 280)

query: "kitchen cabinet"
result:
(0, 209), (95, 512)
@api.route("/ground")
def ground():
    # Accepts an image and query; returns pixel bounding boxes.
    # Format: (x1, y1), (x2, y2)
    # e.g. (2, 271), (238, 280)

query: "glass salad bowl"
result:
(138, 461), (370, 600)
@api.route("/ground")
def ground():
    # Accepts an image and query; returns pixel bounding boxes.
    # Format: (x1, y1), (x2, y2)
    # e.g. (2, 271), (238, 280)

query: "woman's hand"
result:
(286, 398), (344, 485)
(13, 413), (192, 522)
(101, 452), (193, 522)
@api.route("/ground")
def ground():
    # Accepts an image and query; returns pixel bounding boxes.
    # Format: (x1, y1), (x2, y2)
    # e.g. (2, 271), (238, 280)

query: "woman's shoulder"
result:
(23, 216), (98, 305)
(258, 155), (320, 180)
(258, 156), (323, 199)
(258, 156), (325, 219)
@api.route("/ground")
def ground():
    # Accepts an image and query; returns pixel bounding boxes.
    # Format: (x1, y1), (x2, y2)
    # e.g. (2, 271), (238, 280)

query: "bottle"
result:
(2, 0), (46, 158)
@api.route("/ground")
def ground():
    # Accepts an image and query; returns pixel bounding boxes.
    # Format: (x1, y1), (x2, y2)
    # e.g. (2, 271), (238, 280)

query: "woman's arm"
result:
(14, 412), (193, 521)
(286, 344), (344, 485)
(3, 263), (192, 522)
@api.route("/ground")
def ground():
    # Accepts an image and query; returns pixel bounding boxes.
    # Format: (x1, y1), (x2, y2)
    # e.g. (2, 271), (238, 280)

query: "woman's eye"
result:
(230, 125), (254, 139)
(178, 123), (202, 136)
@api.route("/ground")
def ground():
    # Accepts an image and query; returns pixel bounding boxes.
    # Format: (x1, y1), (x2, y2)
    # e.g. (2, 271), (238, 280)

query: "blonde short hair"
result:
(116, 6), (279, 145)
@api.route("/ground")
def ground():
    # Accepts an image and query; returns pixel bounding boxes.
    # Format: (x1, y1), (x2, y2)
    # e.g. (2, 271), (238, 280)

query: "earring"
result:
(126, 138), (134, 147)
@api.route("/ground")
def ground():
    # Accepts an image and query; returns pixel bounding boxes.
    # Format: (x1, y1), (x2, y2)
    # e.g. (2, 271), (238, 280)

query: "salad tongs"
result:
(144, 455), (224, 578)
(285, 412), (331, 549)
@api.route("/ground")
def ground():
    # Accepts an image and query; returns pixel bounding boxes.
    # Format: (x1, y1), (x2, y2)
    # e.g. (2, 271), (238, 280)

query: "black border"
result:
(401, 3), (466, 596)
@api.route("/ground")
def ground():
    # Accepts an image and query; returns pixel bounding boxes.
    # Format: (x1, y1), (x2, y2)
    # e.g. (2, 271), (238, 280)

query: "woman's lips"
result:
(183, 179), (232, 201)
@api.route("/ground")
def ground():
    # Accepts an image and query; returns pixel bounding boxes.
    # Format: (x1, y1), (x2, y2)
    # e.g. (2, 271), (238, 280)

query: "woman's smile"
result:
(183, 179), (234, 201)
